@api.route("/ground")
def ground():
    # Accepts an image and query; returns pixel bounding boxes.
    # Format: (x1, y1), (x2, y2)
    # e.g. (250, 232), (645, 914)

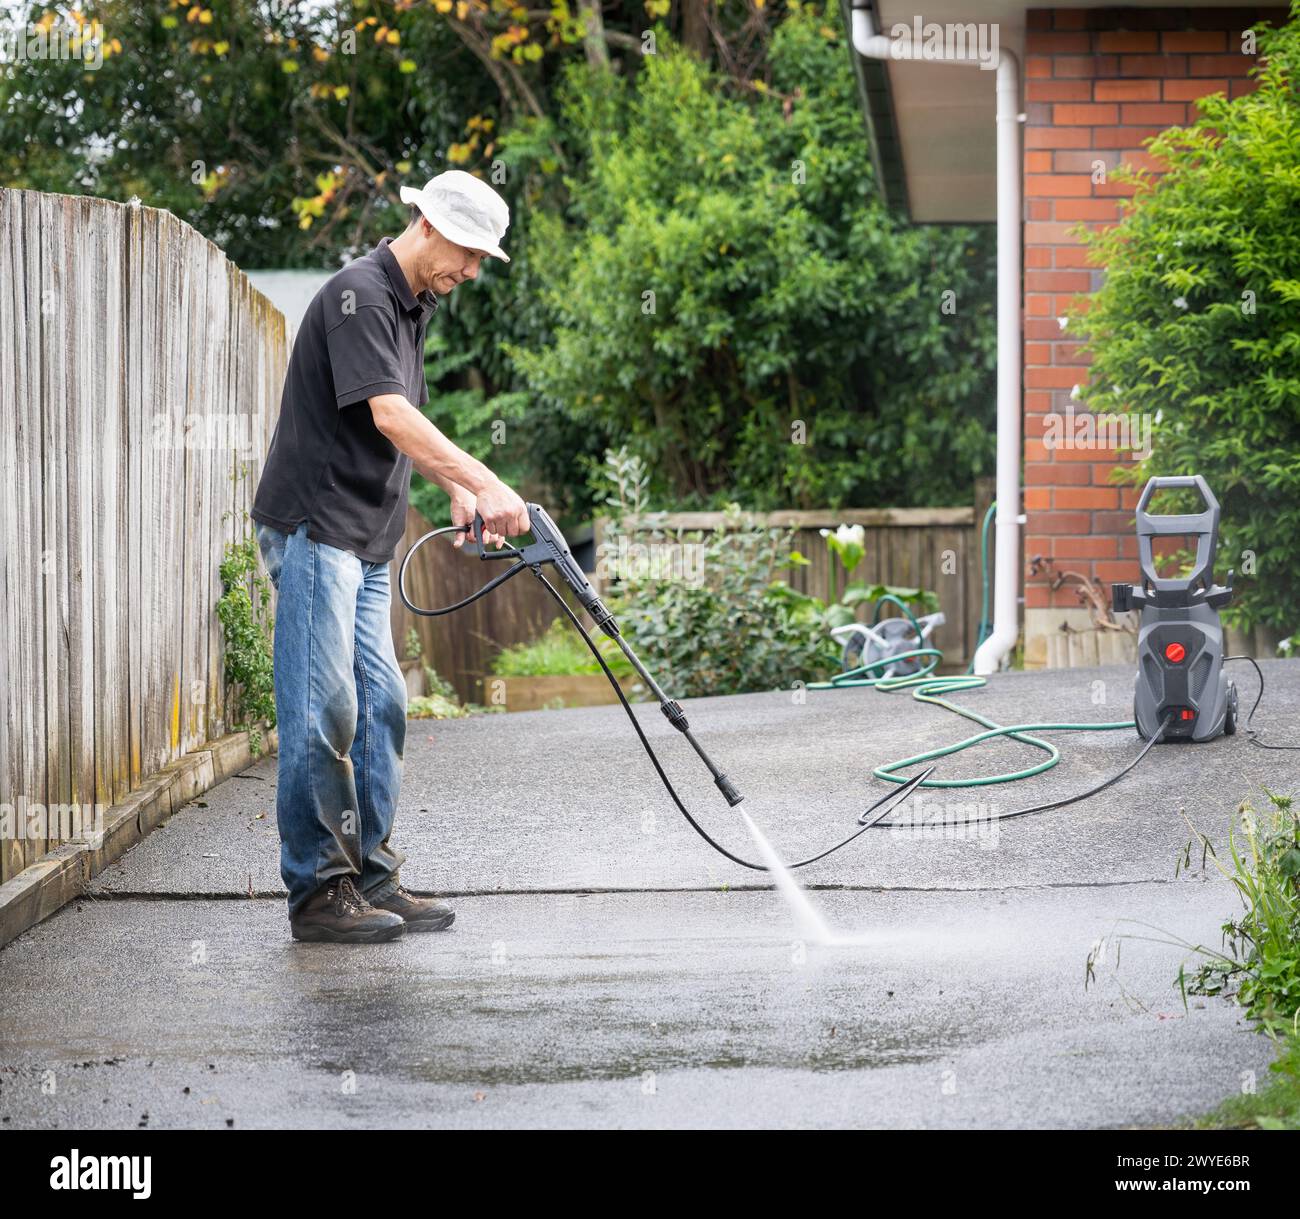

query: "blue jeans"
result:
(255, 522), (408, 915)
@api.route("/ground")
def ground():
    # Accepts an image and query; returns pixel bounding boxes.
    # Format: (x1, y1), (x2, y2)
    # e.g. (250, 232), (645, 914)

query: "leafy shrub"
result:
(408, 666), (482, 719)
(490, 618), (634, 679)
(1182, 790), (1300, 1036)
(216, 527), (276, 754)
(1072, 6), (1300, 632)
(608, 508), (839, 697)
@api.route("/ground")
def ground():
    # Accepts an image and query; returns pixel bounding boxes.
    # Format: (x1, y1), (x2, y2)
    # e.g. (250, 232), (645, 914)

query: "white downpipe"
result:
(850, 5), (1022, 674)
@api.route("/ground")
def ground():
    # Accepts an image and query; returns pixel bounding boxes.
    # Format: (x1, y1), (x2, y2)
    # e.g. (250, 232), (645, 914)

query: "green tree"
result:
(499, 4), (996, 512)
(0, 0), (500, 266)
(1072, 4), (1300, 633)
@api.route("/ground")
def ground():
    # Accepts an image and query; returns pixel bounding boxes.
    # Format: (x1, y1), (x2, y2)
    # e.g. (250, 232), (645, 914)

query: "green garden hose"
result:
(808, 576), (1137, 790)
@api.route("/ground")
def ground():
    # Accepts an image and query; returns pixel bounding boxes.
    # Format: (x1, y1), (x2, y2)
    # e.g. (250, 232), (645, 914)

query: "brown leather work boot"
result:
(369, 884), (456, 932)
(290, 875), (407, 943)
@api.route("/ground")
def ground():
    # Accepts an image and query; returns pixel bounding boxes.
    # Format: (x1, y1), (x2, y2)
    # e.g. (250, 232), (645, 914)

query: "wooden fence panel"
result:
(611, 509), (982, 672)
(0, 189), (287, 883)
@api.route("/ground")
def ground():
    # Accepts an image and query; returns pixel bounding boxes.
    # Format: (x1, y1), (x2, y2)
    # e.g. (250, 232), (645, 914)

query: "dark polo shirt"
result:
(252, 237), (437, 564)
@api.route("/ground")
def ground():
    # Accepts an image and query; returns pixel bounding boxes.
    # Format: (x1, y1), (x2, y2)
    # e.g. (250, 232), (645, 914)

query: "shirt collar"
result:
(373, 236), (438, 318)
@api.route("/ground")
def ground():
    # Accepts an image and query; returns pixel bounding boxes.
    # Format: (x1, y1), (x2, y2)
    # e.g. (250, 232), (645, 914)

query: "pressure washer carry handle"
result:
(1135, 475), (1220, 538)
(1133, 474), (1222, 599)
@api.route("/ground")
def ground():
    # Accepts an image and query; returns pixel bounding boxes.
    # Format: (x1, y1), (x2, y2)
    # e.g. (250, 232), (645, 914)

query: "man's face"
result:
(418, 220), (485, 295)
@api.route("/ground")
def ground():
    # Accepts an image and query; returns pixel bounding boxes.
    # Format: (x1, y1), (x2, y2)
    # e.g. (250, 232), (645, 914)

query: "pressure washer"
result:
(1111, 475), (1237, 742)
(808, 473), (1295, 828)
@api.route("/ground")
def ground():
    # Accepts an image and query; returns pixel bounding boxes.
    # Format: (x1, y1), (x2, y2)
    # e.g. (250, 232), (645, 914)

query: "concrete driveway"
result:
(2, 662), (1296, 1129)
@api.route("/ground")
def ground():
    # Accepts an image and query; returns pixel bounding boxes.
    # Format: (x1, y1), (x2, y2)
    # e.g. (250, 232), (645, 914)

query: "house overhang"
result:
(847, 0), (1268, 223)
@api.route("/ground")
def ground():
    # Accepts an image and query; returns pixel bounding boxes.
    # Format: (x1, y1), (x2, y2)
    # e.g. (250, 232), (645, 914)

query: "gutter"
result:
(849, 2), (1024, 673)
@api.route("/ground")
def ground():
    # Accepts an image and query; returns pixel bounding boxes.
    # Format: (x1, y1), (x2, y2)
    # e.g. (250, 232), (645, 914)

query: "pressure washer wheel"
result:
(1224, 682), (1238, 736)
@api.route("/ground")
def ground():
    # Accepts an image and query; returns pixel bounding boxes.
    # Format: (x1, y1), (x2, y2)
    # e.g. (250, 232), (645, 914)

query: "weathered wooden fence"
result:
(600, 505), (989, 671)
(391, 500), (992, 703)
(0, 188), (287, 883)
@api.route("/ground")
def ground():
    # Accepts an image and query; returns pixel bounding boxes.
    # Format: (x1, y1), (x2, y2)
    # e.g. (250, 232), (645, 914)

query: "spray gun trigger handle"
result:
(858, 765), (934, 829)
(465, 512), (522, 561)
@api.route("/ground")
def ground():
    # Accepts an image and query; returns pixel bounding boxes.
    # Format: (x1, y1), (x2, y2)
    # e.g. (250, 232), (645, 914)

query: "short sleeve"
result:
(326, 302), (407, 409)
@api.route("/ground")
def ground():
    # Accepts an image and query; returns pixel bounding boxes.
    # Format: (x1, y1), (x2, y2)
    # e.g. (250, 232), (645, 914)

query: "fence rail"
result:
(0, 188), (287, 883)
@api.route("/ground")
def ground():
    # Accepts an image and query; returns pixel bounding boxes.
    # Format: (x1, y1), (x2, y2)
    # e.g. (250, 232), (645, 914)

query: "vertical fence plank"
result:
(17, 190), (46, 874)
(157, 212), (187, 768)
(102, 201), (131, 804)
(0, 188), (21, 879)
(179, 237), (209, 753)
(66, 196), (98, 822)
(39, 192), (71, 860)
(124, 201), (149, 792)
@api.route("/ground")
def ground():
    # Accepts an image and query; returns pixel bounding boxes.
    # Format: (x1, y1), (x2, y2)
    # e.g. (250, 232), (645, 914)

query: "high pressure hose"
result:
(400, 513), (1175, 854)
(398, 517), (930, 873)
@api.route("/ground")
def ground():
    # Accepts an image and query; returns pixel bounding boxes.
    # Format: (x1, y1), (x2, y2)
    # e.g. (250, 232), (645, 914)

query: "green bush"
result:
(491, 618), (634, 679)
(1182, 790), (1300, 1036)
(1072, 5), (1300, 633)
(609, 508), (839, 697)
(216, 525), (276, 754)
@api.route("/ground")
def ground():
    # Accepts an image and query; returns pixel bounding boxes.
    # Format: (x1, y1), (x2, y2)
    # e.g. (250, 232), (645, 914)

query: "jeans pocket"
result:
(255, 523), (287, 591)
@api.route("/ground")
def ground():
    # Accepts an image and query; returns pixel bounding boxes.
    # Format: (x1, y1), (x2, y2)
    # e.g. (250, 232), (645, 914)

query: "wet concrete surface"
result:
(3, 662), (1297, 1128)
(0, 886), (1268, 1129)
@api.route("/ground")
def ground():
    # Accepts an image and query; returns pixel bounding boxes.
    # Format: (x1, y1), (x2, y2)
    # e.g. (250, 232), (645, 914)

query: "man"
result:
(251, 170), (529, 944)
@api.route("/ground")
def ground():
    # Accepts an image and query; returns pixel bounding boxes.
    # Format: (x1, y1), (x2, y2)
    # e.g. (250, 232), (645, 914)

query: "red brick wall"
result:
(1022, 6), (1284, 615)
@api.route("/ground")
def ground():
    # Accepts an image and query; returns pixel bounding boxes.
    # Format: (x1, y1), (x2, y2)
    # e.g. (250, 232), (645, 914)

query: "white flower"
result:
(1173, 296), (1188, 310)
(836, 524), (865, 548)
(1057, 316), (1069, 332)
(818, 528), (831, 538)
(1070, 383), (1082, 400)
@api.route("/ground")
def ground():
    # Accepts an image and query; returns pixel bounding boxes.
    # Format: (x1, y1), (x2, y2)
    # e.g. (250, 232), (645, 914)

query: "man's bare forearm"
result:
(368, 393), (498, 495)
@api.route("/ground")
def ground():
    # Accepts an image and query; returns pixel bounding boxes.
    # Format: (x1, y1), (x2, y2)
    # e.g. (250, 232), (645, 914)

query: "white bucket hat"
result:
(400, 170), (511, 263)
